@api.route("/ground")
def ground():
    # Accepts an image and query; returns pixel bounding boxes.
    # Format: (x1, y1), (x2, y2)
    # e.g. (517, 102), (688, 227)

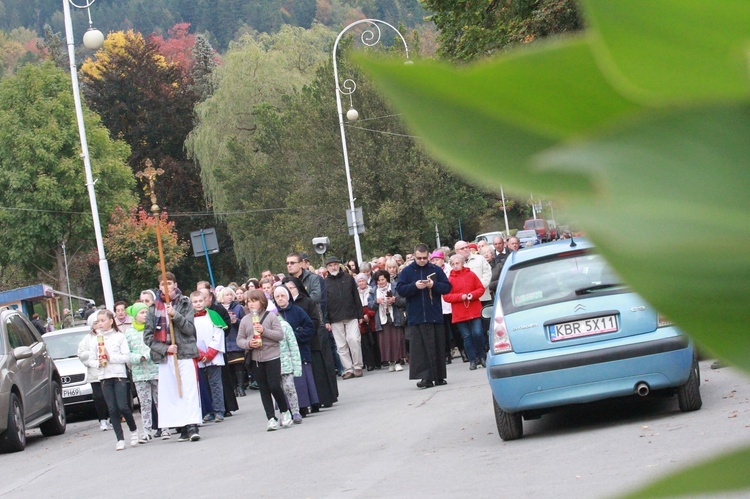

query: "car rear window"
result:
(499, 251), (625, 313)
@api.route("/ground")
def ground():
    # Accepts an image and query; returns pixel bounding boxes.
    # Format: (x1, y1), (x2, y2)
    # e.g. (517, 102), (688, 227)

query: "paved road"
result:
(1, 359), (748, 498)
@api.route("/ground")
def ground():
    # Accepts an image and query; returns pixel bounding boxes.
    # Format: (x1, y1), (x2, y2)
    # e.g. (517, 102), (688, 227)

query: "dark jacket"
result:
(223, 301), (245, 353)
(143, 294), (197, 362)
(277, 303), (315, 363)
(324, 271), (363, 323)
(292, 293), (323, 351)
(31, 318), (46, 336)
(367, 285), (407, 330)
(396, 261), (451, 326)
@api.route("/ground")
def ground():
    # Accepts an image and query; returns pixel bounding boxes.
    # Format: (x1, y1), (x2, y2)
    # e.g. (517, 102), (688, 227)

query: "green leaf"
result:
(538, 104), (750, 371)
(356, 38), (643, 198)
(583, 0), (750, 103)
(622, 446), (750, 498)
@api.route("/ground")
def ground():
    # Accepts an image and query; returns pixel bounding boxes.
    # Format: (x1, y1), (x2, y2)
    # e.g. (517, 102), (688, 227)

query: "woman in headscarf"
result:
(273, 285), (319, 417)
(281, 275), (338, 409)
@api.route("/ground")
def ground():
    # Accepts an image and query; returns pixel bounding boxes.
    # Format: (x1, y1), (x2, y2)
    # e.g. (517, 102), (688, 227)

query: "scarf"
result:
(357, 286), (369, 307)
(153, 288), (179, 343)
(376, 283), (394, 325)
(195, 308), (227, 328)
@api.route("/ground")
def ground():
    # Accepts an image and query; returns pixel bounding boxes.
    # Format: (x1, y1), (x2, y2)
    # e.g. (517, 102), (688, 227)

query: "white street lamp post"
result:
(501, 185), (511, 237)
(333, 19), (410, 264)
(62, 0), (114, 310)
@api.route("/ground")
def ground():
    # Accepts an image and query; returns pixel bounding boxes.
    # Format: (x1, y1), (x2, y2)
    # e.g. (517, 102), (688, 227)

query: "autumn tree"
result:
(103, 207), (188, 301)
(0, 62), (134, 302)
(79, 27), (237, 286)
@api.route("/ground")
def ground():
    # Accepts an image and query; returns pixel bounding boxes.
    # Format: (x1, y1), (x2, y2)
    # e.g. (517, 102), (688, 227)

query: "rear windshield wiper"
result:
(575, 283), (623, 295)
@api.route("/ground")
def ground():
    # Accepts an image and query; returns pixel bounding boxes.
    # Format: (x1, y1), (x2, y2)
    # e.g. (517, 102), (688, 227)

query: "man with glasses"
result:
(286, 252), (322, 304)
(396, 243), (452, 389)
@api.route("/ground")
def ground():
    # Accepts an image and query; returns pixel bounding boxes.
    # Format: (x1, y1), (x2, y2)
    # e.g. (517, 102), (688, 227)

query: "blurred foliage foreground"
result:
(358, 0), (750, 496)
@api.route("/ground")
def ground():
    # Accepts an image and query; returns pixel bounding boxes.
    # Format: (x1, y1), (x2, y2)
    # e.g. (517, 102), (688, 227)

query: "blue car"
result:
(486, 239), (701, 440)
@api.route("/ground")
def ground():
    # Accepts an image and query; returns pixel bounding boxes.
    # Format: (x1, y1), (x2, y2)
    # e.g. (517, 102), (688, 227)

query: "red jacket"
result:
(444, 267), (485, 323)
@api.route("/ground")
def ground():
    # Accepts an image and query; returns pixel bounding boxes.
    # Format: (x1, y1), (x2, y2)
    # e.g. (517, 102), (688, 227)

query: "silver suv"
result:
(0, 307), (66, 452)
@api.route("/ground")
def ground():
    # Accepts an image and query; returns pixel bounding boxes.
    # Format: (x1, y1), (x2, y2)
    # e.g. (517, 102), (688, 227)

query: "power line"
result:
(345, 123), (421, 138)
(0, 205), (312, 217)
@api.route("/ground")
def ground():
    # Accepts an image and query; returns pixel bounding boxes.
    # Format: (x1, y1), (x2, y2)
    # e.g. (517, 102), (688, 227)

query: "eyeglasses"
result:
(414, 256), (429, 261)
(286, 261), (300, 265)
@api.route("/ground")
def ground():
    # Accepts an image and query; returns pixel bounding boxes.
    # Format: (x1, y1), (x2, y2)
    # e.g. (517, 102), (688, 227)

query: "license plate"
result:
(550, 315), (618, 341)
(63, 387), (81, 398)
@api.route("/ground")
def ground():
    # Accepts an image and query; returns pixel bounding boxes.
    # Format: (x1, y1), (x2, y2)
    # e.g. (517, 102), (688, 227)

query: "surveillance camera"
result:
(312, 237), (330, 255)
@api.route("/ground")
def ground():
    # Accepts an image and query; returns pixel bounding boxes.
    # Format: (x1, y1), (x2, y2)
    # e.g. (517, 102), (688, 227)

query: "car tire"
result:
(0, 393), (26, 453)
(677, 354), (702, 412)
(493, 395), (523, 441)
(40, 381), (67, 436)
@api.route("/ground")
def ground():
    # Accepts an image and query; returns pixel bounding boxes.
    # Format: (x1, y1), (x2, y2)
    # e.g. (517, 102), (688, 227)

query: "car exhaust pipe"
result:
(635, 382), (650, 397)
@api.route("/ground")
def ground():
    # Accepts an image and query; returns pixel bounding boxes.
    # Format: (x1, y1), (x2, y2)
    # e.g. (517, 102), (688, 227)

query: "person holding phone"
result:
(396, 243), (452, 389)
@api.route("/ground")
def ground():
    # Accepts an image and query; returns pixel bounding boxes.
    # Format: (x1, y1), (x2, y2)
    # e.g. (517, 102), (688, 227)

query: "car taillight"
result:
(492, 303), (513, 354)
(657, 314), (673, 328)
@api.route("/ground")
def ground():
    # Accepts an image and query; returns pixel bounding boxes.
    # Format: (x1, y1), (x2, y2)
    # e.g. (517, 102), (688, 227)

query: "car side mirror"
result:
(13, 346), (34, 360)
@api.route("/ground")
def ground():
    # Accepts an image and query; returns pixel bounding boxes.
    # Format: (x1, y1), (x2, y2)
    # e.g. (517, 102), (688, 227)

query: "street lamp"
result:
(333, 19), (410, 264)
(62, 0), (114, 310)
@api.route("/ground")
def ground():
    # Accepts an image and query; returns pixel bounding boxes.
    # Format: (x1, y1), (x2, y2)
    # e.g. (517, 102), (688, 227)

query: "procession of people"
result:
(79, 237), (517, 450)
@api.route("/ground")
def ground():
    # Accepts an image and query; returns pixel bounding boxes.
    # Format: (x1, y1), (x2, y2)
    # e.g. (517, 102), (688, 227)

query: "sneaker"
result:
(267, 418), (279, 431)
(138, 433), (150, 444)
(394, 363), (404, 372)
(160, 429), (171, 440)
(203, 413), (215, 422)
(100, 420), (109, 431)
(388, 363), (396, 372)
(280, 411), (293, 428)
(130, 434), (140, 447)
(188, 425), (201, 442)
(115, 440), (125, 451)
(214, 413), (224, 423)
(353, 369), (363, 378)
(292, 413), (303, 424)
(178, 429), (190, 442)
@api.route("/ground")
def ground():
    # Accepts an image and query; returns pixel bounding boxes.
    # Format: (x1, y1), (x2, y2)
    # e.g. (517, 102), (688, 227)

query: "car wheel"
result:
(40, 381), (67, 436)
(493, 395), (523, 441)
(677, 354), (703, 412)
(0, 393), (26, 453)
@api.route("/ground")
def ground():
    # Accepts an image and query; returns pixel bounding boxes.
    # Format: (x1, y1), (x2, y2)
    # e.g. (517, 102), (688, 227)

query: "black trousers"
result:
(101, 377), (136, 441)
(251, 358), (288, 420)
(361, 330), (382, 368)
